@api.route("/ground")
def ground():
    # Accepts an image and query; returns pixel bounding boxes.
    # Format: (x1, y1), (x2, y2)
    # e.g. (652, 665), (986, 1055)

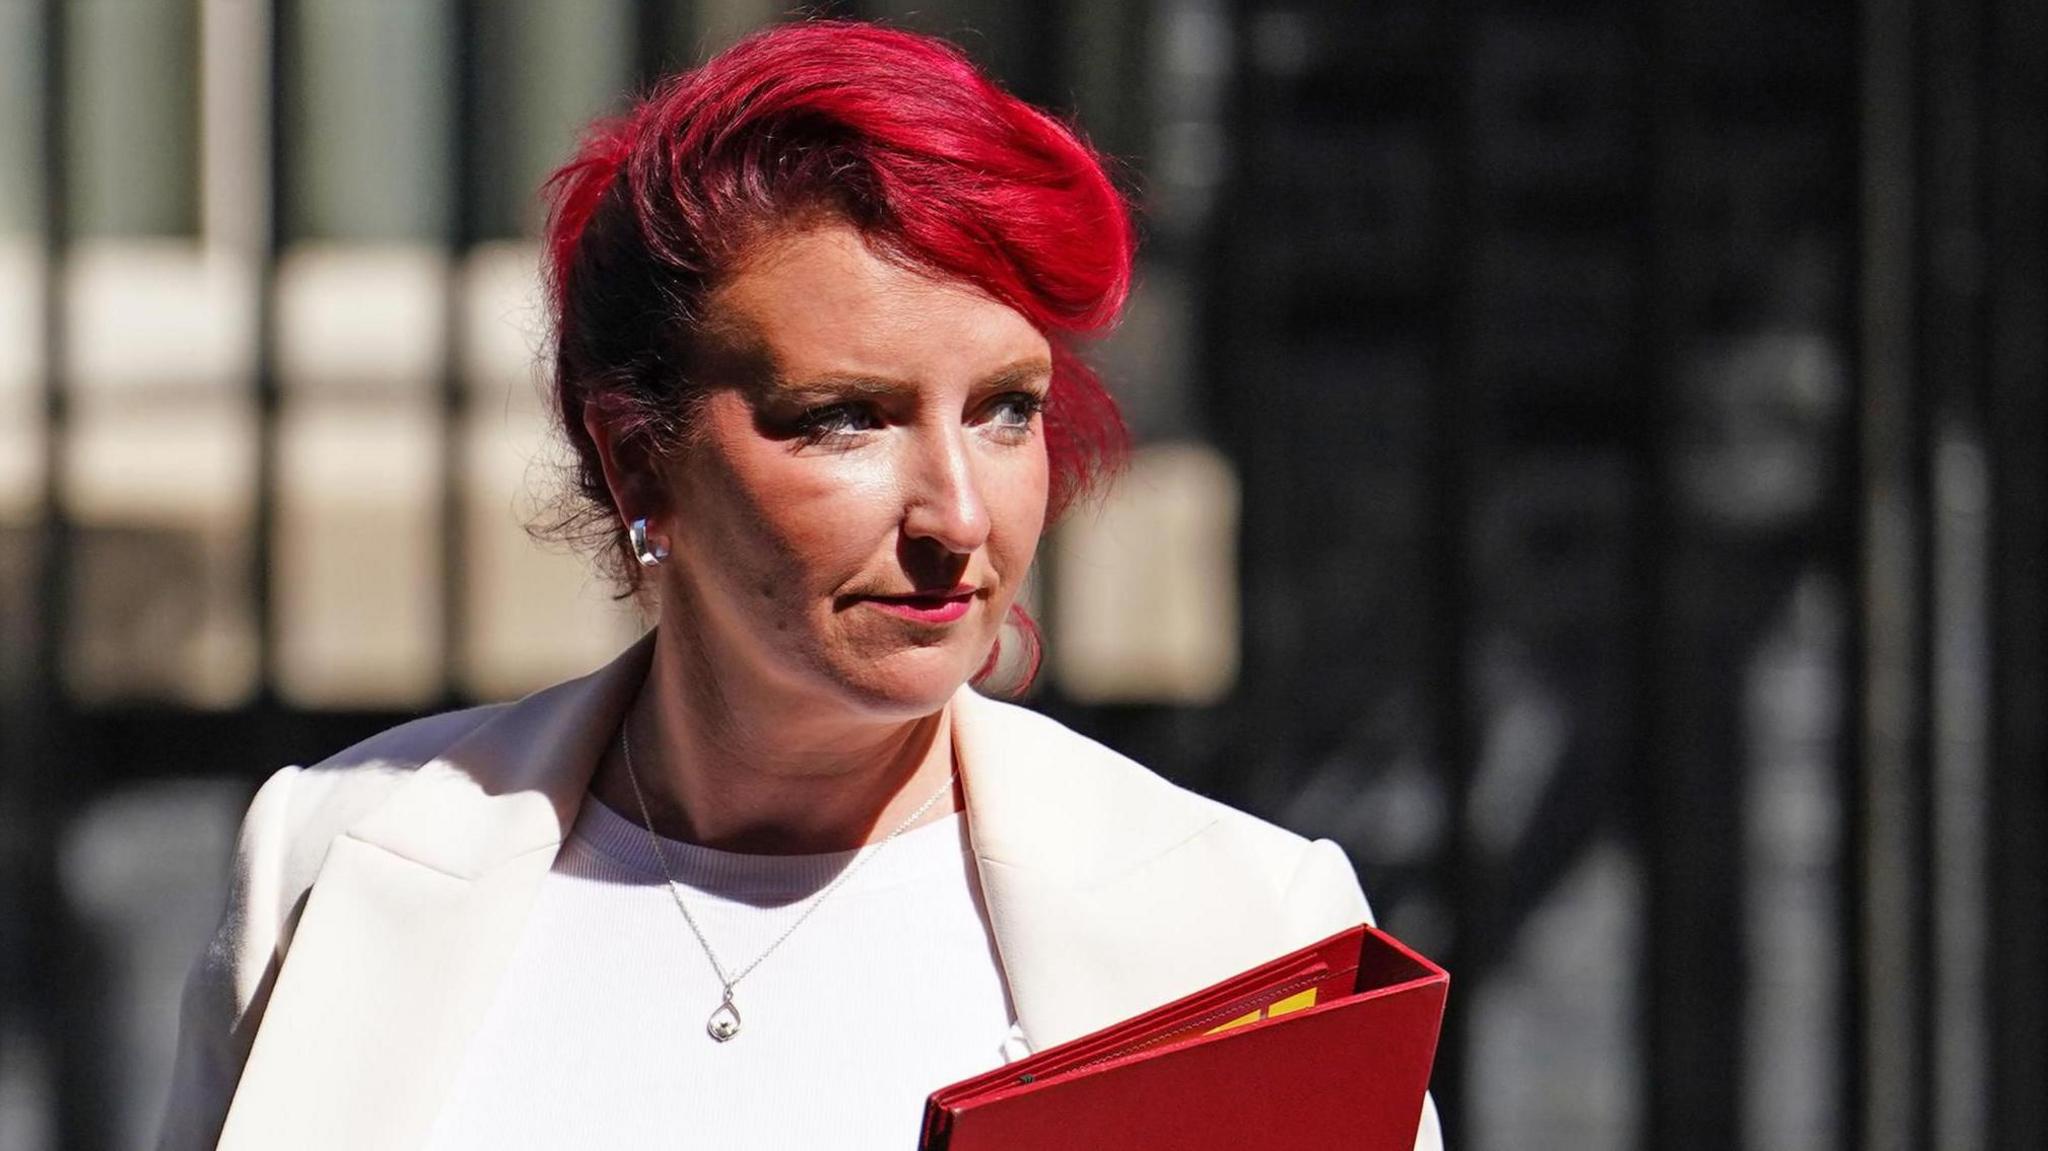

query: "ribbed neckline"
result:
(572, 790), (970, 903)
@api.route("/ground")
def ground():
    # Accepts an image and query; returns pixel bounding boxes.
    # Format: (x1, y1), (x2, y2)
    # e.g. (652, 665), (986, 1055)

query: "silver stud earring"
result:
(629, 517), (669, 567)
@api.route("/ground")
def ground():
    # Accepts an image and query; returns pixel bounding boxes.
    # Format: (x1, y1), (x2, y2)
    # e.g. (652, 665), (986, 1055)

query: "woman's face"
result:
(648, 221), (1052, 718)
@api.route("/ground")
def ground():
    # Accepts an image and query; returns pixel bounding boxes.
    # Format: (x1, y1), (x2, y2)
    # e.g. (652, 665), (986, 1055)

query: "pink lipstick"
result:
(859, 586), (976, 624)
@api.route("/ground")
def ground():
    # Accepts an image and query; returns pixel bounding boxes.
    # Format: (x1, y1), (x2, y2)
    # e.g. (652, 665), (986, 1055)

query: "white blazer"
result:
(159, 632), (1444, 1149)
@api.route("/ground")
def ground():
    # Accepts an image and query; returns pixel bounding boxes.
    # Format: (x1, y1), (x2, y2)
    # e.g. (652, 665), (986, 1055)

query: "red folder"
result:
(919, 923), (1447, 1150)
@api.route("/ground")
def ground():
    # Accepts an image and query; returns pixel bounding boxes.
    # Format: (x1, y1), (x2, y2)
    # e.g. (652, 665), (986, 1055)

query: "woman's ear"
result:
(582, 398), (669, 528)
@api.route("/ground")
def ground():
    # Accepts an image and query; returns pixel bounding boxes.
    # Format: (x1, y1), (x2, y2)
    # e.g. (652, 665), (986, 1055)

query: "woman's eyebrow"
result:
(977, 359), (1054, 390)
(774, 358), (1053, 398)
(773, 373), (910, 400)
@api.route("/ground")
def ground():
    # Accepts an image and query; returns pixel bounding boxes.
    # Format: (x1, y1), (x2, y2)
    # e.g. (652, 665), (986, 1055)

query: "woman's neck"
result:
(593, 629), (963, 855)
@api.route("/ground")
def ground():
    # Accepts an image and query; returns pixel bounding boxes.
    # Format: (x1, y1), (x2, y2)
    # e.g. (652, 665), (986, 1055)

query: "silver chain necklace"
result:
(616, 726), (957, 1042)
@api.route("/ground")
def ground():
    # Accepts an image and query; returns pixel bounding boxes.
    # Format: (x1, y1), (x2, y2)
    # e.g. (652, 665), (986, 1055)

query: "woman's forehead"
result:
(699, 223), (1049, 393)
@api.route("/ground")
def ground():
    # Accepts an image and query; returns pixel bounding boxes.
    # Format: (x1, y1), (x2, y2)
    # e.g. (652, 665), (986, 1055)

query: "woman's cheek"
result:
(723, 443), (887, 552)
(989, 452), (1051, 555)
(757, 478), (899, 612)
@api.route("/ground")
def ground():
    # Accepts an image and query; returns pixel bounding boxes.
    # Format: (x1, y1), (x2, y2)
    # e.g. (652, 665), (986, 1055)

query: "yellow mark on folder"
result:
(1206, 1009), (1263, 1035)
(1266, 988), (1318, 1017)
(1203, 988), (1319, 1035)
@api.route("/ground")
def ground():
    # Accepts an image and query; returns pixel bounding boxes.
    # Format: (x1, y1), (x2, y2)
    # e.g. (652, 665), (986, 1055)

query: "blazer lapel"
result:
(218, 634), (655, 1150)
(950, 689), (1311, 1054)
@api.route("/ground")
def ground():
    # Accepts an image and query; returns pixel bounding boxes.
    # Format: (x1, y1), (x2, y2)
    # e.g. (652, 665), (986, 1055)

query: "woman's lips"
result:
(858, 587), (977, 624)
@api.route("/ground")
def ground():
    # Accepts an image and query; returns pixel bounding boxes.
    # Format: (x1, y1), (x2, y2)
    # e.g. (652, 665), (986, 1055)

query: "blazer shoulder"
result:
(306, 702), (510, 775)
(263, 703), (511, 901)
(157, 702), (511, 1150)
(959, 691), (1338, 887)
(1000, 702), (1378, 952)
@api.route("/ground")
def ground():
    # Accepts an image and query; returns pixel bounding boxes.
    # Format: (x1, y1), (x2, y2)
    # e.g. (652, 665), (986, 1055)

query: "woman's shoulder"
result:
(956, 692), (1377, 1016)
(249, 703), (514, 903)
(955, 690), (1345, 892)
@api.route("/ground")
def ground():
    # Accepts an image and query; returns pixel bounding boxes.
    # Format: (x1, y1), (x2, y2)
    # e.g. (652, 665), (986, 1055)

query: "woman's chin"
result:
(822, 645), (987, 718)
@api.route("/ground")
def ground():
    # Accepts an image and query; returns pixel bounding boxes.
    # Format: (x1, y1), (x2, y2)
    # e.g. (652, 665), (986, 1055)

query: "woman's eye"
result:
(795, 403), (883, 441)
(985, 392), (1046, 432)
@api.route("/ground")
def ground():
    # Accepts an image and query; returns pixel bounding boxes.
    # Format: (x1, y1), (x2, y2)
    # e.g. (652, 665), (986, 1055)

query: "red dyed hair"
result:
(538, 19), (1134, 620)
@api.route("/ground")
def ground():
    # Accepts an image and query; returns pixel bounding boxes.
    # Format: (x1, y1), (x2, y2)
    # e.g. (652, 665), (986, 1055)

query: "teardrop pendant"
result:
(707, 996), (742, 1042)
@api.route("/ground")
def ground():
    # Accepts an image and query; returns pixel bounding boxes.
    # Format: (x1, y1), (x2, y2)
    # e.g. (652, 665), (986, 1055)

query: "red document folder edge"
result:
(919, 923), (1448, 1151)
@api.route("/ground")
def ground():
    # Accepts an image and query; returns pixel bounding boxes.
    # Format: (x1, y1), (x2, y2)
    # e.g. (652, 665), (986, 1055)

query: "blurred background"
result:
(0, 0), (2043, 1148)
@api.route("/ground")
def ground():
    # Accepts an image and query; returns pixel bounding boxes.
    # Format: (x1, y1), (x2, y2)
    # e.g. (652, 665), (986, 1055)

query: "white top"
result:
(422, 795), (1019, 1150)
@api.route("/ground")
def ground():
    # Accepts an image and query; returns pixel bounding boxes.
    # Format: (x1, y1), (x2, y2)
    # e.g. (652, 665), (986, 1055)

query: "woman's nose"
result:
(901, 426), (990, 555)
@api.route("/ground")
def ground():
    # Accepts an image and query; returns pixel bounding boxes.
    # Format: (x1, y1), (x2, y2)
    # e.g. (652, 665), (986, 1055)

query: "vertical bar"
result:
(27, 0), (76, 1143)
(1638, 8), (1748, 1148)
(1628, 0), (1678, 1146)
(1828, 8), (1872, 1150)
(635, 0), (679, 87)
(441, 0), (477, 705)
(1908, 0), (1943, 1144)
(1983, 0), (2048, 1145)
(1007, 0), (1068, 112)
(254, 0), (288, 702)
(31, 0), (69, 719)
(1840, 0), (1875, 1140)
(1204, 1), (1295, 780)
(1426, 0), (1474, 1139)
(1919, 0), (1992, 1146)
(1857, 0), (1932, 1147)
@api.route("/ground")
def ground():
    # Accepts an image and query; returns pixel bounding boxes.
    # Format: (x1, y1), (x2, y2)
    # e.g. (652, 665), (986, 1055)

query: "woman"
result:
(160, 20), (1442, 1151)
